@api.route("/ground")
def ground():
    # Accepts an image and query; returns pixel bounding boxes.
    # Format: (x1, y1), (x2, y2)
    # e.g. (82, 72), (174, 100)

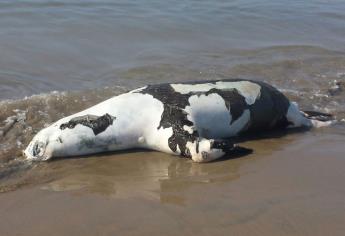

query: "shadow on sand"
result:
(50, 126), (311, 163)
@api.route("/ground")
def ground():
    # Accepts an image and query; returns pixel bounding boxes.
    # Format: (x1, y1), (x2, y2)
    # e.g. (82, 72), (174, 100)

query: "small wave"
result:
(0, 86), (127, 166)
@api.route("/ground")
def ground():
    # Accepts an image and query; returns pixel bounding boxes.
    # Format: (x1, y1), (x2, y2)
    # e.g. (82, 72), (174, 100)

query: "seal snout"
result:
(23, 139), (51, 161)
(23, 144), (36, 160)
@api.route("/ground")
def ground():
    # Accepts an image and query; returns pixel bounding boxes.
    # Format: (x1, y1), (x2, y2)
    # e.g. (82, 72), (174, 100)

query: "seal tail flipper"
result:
(286, 102), (335, 128)
(302, 110), (333, 122)
(302, 110), (336, 128)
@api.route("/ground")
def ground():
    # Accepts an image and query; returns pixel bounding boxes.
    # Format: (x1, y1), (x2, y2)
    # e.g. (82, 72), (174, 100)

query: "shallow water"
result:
(1, 0), (345, 98)
(0, 1), (345, 235)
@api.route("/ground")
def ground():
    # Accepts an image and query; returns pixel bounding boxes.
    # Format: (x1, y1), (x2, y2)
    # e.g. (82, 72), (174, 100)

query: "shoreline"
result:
(1, 130), (344, 235)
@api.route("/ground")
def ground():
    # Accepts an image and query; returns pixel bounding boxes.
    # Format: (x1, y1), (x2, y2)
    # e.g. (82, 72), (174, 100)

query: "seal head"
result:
(23, 126), (60, 161)
(24, 113), (117, 161)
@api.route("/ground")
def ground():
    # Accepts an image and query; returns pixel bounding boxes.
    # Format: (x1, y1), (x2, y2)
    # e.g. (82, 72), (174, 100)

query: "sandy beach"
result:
(1, 127), (344, 235)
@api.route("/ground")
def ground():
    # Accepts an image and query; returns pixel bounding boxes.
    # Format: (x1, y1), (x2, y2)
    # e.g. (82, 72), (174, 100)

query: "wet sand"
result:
(1, 128), (344, 236)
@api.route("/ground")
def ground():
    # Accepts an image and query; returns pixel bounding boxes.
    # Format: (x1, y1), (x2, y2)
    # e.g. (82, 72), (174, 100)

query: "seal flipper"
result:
(286, 102), (335, 128)
(302, 110), (333, 122)
(185, 138), (236, 163)
(302, 110), (335, 128)
(211, 139), (235, 155)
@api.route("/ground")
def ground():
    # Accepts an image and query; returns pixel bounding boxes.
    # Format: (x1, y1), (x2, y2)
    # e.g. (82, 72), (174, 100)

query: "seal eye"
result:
(32, 142), (45, 157)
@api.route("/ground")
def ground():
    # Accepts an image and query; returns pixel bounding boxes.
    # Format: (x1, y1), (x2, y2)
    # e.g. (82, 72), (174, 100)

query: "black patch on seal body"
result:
(138, 84), (196, 157)
(60, 113), (116, 135)
(244, 81), (290, 131)
(136, 79), (292, 157)
(205, 88), (248, 124)
(211, 139), (234, 154)
(32, 142), (42, 157)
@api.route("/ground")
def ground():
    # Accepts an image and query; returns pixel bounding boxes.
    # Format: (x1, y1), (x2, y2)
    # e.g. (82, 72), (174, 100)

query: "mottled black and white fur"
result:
(24, 79), (333, 162)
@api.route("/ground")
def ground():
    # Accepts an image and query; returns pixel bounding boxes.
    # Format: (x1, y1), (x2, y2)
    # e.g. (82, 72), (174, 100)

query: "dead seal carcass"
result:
(23, 79), (333, 162)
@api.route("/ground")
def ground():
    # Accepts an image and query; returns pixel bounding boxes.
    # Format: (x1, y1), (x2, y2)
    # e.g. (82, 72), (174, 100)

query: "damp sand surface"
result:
(0, 127), (345, 236)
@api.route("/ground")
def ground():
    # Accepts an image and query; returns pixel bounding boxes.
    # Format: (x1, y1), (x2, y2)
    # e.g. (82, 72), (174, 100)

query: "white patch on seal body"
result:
(138, 136), (145, 144)
(24, 92), (174, 160)
(184, 93), (250, 138)
(171, 81), (261, 105)
(183, 125), (194, 134)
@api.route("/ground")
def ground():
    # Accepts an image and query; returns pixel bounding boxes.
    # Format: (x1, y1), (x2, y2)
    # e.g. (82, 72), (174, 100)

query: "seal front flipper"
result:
(185, 138), (237, 163)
